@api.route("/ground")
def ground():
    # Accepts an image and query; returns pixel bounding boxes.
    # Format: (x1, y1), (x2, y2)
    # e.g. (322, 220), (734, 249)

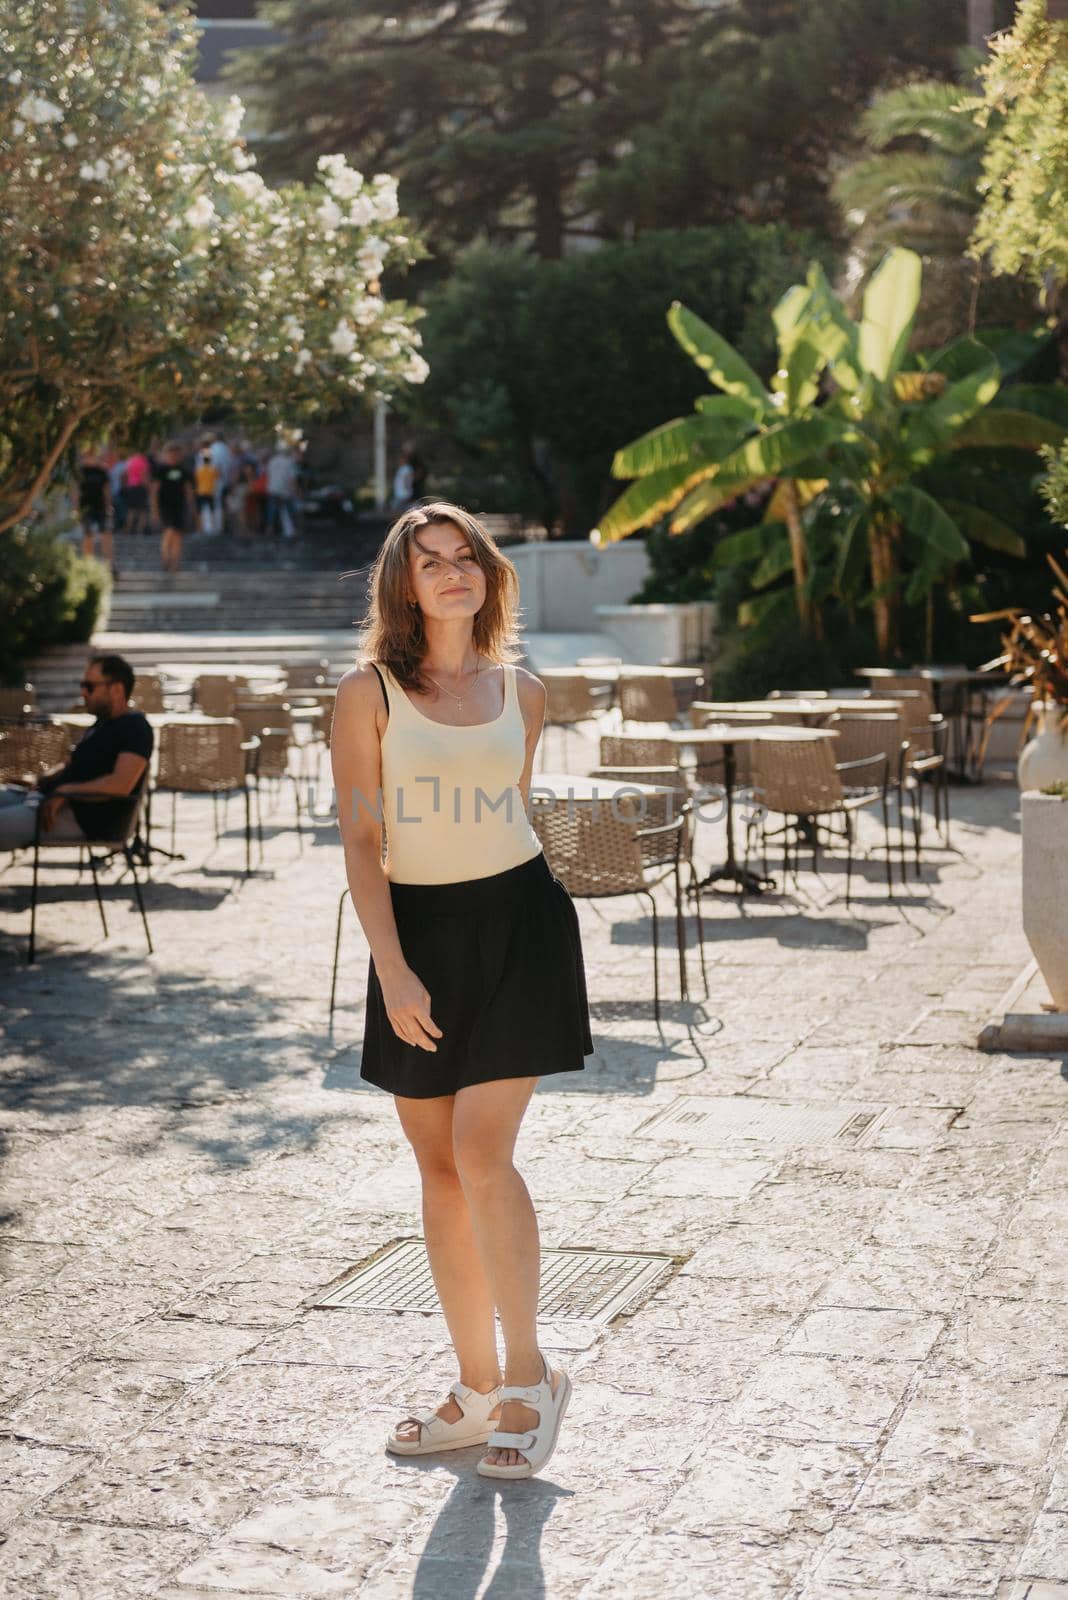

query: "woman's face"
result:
(407, 520), (487, 623)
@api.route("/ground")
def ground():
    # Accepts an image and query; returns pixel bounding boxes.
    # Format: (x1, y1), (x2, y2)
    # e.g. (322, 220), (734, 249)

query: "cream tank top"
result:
(376, 662), (543, 885)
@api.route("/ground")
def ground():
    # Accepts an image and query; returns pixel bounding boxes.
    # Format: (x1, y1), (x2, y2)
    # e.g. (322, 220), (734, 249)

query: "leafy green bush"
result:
(0, 523), (109, 682)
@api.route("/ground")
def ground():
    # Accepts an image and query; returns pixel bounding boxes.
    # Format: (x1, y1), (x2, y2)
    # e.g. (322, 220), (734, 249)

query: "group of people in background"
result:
(77, 436), (305, 575)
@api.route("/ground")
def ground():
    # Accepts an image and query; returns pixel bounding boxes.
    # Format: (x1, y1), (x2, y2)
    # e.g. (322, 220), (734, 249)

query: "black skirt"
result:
(360, 850), (593, 1098)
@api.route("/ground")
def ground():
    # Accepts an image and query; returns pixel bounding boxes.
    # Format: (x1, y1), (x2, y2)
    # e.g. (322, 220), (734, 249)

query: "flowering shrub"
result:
(0, 0), (427, 534)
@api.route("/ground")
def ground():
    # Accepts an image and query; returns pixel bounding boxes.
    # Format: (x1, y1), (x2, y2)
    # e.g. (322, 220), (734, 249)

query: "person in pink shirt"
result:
(124, 449), (151, 537)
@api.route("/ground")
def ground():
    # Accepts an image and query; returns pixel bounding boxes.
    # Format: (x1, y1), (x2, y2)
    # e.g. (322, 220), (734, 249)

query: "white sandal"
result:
(476, 1356), (571, 1480)
(386, 1381), (502, 1456)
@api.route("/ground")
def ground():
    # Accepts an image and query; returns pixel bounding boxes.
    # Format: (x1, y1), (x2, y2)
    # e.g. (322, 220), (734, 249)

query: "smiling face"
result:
(407, 520), (488, 624)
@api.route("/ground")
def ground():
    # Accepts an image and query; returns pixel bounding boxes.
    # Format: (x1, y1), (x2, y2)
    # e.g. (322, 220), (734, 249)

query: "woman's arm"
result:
(331, 664), (442, 1052)
(516, 667), (547, 807)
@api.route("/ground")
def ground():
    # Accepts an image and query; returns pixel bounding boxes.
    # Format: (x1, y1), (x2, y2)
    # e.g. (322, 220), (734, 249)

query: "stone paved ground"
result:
(1, 726), (1067, 1600)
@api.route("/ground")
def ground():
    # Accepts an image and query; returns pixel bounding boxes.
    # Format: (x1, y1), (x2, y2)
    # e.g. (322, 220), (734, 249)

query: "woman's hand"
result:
(379, 963), (443, 1052)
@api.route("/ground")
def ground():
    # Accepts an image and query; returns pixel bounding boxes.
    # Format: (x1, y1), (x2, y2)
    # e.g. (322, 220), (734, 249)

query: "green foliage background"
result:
(0, 524), (108, 682)
(413, 225), (832, 532)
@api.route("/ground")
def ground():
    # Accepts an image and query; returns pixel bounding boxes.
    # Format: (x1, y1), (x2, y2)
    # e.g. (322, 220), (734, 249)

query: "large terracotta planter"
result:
(1021, 791), (1068, 1011)
(1018, 702), (1068, 791)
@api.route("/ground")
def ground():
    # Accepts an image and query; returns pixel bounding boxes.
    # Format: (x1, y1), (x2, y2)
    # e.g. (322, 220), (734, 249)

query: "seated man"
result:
(0, 655), (153, 851)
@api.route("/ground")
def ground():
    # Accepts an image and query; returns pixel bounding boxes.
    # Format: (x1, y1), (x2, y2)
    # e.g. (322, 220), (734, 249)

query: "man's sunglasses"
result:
(80, 678), (106, 691)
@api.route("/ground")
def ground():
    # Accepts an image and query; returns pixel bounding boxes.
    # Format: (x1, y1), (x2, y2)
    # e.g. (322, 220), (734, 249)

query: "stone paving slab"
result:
(1, 731), (1067, 1596)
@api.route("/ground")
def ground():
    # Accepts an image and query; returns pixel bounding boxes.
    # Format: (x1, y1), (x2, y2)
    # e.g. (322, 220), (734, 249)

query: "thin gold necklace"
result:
(423, 657), (481, 711)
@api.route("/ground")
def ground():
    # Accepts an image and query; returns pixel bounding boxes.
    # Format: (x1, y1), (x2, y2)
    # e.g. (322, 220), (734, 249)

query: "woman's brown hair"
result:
(359, 502), (523, 693)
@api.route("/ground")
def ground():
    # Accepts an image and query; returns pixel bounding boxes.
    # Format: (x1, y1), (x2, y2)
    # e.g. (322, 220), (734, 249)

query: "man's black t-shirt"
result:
(78, 465), (109, 520)
(152, 461), (192, 529)
(39, 711), (154, 840)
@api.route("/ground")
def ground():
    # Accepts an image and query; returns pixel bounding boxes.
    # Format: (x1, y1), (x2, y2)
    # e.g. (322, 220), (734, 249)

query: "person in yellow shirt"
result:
(194, 446), (218, 535)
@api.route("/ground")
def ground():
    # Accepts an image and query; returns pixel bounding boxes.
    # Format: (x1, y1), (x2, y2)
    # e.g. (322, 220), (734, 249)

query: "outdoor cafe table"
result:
(661, 724), (840, 894)
(533, 772), (681, 803)
(690, 697), (905, 720)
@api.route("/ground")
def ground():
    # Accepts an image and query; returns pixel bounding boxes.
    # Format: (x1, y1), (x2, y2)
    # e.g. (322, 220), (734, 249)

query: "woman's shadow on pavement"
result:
(399, 1451), (573, 1599)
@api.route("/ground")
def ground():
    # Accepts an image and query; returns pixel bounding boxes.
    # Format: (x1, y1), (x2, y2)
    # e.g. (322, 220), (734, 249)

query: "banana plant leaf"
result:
(988, 384), (1068, 427)
(669, 473), (755, 534)
(611, 414), (751, 479)
(751, 535), (795, 590)
(713, 415), (845, 484)
(598, 459), (715, 541)
(888, 483), (969, 565)
(902, 346), (1001, 458)
(709, 520), (788, 571)
(950, 408), (1068, 450)
(834, 508), (869, 602)
(975, 324), (1054, 379)
(738, 587), (798, 632)
(858, 247), (922, 382)
(667, 302), (770, 412)
(940, 499), (1026, 556)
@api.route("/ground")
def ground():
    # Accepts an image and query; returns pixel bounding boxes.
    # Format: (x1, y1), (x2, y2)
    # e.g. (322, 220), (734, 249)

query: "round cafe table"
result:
(662, 724), (839, 894)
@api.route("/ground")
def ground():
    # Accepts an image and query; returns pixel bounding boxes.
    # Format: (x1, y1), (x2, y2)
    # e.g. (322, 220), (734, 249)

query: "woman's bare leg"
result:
(391, 1092), (502, 1441)
(453, 1077), (562, 1469)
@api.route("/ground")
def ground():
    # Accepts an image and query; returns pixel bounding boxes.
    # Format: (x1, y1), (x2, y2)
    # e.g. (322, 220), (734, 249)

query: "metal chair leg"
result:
(881, 789), (894, 897)
(87, 852), (109, 937)
(28, 837), (40, 964)
(845, 813), (854, 908)
(243, 784), (252, 876)
(330, 887), (349, 1021)
(640, 889), (660, 1024)
(672, 859), (688, 1001)
(123, 847), (153, 954)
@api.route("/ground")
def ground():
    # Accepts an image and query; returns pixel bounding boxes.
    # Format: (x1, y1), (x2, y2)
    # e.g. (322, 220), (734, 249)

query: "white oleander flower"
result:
(186, 194), (216, 229)
(347, 195), (375, 228)
(370, 175), (399, 220)
(352, 294), (383, 327)
(63, 130), (79, 148)
(220, 95), (245, 141)
(79, 158), (109, 182)
(317, 196), (343, 234)
(329, 319), (357, 356)
(294, 348), (313, 374)
(403, 352), (430, 384)
(282, 315), (304, 342)
(20, 93), (64, 124)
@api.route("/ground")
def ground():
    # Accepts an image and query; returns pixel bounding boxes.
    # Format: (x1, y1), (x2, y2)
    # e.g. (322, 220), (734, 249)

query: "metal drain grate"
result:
(313, 1241), (674, 1323)
(638, 1096), (890, 1146)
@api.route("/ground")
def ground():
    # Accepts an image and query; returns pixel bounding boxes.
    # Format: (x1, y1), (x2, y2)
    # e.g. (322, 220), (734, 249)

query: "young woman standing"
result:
(331, 502), (592, 1480)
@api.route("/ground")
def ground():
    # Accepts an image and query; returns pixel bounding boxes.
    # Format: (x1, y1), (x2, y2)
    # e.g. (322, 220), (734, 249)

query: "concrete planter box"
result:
(594, 602), (717, 666)
(1021, 790), (1068, 1011)
(509, 540), (651, 633)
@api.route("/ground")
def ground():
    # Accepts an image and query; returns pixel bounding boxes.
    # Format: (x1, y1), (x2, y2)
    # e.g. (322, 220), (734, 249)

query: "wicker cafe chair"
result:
(747, 735), (891, 907)
(233, 701), (305, 841)
(150, 719), (261, 875)
(0, 684), (36, 720)
(599, 733), (682, 778)
(878, 689), (950, 854)
(130, 673), (165, 714)
(686, 707), (771, 790)
(192, 674), (249, 718)
(531, 793), (696, 1020)
(539, 673), (612, 770)
(588, 772), (709, 1001)
(0, 722), (72, 786)
(617, 672), (683, 729)
(27, 792), (152, 964)
(825, 713), (905, 883)
(285, 660), (331, 691)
